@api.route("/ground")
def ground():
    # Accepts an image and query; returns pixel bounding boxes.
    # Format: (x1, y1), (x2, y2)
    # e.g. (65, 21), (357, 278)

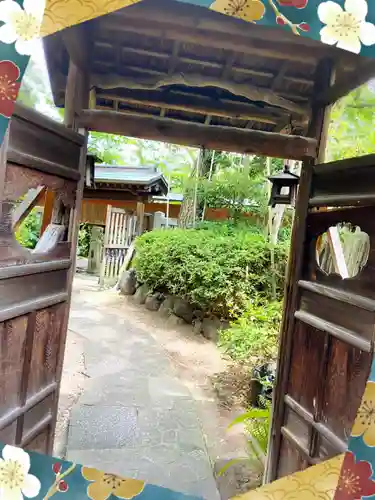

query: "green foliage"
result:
(15, 209), (41, 249)
(244, 400), (271, 466)
(78, 224), (92, 257)
(218, 392), (272, 478)
(195, 220), (264, 235)
(327, 83), (375, 161)
(88, 132), (134, 165)
(184, 153), (284, 224)
(219, 300), (282, 362)
(198, 164), (268, 221)
(135, 226), (288, 318)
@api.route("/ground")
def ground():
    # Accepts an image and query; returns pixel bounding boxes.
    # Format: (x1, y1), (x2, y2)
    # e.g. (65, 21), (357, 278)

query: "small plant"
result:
(78, 224), (92, 257)
(218, 389), (272, 480)
(219, 300), (282, 362)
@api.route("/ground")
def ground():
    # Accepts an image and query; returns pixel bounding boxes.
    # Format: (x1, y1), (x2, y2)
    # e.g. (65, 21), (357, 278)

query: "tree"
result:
(327, 83), (375, 161)
(181, 153), (284, 225)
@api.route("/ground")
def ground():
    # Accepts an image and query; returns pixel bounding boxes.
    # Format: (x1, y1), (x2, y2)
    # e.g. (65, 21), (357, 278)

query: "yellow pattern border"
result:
(41, 0), (141, 37)
(234, 455), (344, 500)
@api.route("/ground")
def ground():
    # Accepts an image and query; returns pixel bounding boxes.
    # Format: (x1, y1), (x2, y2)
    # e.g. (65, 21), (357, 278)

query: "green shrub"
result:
(78, 224), (92, 257)
(134, 227), (287, 318)
(15, 209), (42, 249)
(219, 300), (282, 361)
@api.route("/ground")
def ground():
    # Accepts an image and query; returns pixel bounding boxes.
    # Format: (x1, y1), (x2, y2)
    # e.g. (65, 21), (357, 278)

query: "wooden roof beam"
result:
(91, 72), (307, 115)
(317, 60), (375, 105)
(61, 24), (92, 71)
(96, 90), (286, 124)
(77, 109), (317, 160)
(111, 2), (359, 64)
(99, 15), (357, 68)
(161, 40), (181, 117)
(95, 41), (314, 86)
(94, 58), (313, 90)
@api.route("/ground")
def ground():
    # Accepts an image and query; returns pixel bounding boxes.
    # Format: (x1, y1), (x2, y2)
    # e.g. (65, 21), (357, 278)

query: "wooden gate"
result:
(0, 105), (85, 454)
(267, 154), (375, 480)
(99, 205), (137, 285)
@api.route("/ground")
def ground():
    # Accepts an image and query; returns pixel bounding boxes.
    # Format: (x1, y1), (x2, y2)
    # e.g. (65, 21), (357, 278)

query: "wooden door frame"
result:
(265, 59), (336, 482)
(47, 58), (90, 452)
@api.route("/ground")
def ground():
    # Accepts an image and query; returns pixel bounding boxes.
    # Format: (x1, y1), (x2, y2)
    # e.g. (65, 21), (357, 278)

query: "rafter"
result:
(100, 14), (358, 68)
(94, 41), (314, 86)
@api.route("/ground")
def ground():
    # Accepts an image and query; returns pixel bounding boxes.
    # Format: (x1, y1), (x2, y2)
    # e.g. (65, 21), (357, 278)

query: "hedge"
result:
(134, 227), (288, 319)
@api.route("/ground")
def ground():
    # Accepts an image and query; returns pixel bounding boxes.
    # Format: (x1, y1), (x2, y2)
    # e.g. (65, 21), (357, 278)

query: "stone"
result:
(193, 310), (204, 321)
(173, 297), (194, 324)
(119, 268), (137, 295)
(214, 458), (261, 498)
(158, 295), (175, 316)
(145, 293), (163, 311)
(167, 313), (186, 327)
(133, 283), (149, 305)
(201, 317), (222, 342)
(192, 319), (203, 335)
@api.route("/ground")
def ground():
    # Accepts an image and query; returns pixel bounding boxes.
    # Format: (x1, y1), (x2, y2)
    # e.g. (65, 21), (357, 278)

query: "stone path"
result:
(64, 275), (221, 499)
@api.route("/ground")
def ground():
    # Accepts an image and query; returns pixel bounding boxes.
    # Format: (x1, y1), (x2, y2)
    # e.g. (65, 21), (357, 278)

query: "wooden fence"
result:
(99, 205), (137, 285)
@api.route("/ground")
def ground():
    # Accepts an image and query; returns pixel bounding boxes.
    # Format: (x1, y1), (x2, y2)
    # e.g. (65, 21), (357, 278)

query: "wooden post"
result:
(0, 127), (10, 220)
(99, 204), (112, 286)
(49, 53), (90, 454)
(265, 58), (335, 483)
(136, 201), (145, 235)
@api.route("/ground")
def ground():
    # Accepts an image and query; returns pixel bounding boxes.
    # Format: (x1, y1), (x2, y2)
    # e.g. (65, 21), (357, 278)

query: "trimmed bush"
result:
(134, 227), (287, 319)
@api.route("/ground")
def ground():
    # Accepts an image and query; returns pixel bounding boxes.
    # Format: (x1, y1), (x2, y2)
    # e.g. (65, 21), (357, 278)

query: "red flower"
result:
(335, 451), (375, 500)
(52, 462), (62, 475)
(277, 0), (308, 8)
(299, 22), (310, 32)
(58, 480), (69, 492)
(0, 60), (21, 119)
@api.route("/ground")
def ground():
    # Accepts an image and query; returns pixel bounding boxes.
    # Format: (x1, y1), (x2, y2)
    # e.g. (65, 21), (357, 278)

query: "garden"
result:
(15, 54), (375, 483)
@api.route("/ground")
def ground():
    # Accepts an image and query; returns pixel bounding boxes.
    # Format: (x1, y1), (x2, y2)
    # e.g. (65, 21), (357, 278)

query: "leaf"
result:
(228, 409), (270, 429)
(216, 457), (249, 477)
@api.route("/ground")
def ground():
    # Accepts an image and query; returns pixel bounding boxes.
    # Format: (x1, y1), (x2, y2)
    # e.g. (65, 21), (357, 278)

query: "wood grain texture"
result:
(266, 59), (335, 482)
(0, 105), (84, 453)
(78, 110), (317, 159)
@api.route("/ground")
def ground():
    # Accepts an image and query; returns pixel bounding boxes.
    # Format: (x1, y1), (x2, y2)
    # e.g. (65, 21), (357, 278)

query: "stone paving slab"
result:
(66, 276), (220, 500)
(69, 405), (139, 449)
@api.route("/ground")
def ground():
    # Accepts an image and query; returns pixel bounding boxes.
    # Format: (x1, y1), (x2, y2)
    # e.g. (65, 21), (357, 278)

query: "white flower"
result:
(0, 0), (46, 56)
(0, 445), (41, 499)
(318, 0), (375, 54)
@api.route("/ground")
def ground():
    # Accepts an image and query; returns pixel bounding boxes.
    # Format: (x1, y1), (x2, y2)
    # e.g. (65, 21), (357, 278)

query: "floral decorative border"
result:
(0, 444), (203, 499)
(0, 0), (41, 145)
(333, 359), (375, 500)
(1, 0), (375, 147)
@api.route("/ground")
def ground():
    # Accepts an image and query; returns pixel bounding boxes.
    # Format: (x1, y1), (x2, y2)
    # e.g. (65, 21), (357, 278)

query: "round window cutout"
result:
(316, 223), (370, 279)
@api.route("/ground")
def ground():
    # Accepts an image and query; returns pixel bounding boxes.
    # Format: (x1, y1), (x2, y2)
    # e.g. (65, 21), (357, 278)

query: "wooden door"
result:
(267, 154), (375, 480)
(0, 105), (85, 454)
(99, 205), (137, 285)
